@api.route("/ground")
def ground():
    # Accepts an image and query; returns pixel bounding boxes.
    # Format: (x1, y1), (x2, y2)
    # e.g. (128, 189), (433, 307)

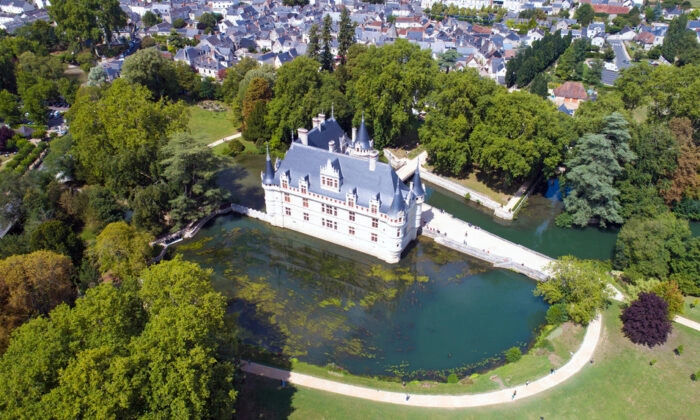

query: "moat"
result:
(175, 155), (691, 379)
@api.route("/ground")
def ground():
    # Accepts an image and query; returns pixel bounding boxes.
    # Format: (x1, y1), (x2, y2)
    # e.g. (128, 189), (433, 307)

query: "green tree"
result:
(197, 12), (219, 34)
(121, 47), (177, 99)
(347, 39), (437, 148)
(320, 14), (334, 72)
(142, 11), (160, 28)
(131, 184), (170, 236)
(556, 39), (589, 80)
(437, 49), (460, 72)
(306, 23), (321, 61)
(583, 58), (603, 85)
(0, 250), (75, 352)
(48, 0), (127, 52)
(21, 77), (55, 125)
(220, 57), (259, 104)
(14, 20), (60, 52)
(614, 213), (691, 282)
(574, 3), (595, 26)
(662, 14), (700, 65)
(337, 7), (356, 64)
(562, 113), (635, 227)
(0, 89), (20, 125)
(529, 72), (548, 98)
(161, 133), (229, 229)
(29, 220), (83, 265)
(535, 256), (610, 325)
(173, 18), (186, 29)
(86, 65), (107, 87)
(229, 65), (276, 126)
(68, 79), (187, 196)
(90, 221), (153, 280)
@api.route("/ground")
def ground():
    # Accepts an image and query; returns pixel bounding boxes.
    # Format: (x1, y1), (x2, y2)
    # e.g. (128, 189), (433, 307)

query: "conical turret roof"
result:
(411, 160), (425, 197)
(262, 144), (275, 185)
(389, 178), (406, 216)
(355, 113), (371, 150)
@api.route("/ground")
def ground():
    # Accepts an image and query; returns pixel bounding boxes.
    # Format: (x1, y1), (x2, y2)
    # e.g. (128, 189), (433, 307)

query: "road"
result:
(609, 40), (631, 71)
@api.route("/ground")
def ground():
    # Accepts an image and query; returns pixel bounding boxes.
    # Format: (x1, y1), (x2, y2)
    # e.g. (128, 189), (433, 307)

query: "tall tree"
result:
(621, 292), (671, 347)
(320, 14), (334, 72)
(161, 133), (229, 229)
(347, 39), (437, 148)
(562, 113), (635, 227)
(220, 57), (258, 104)
(0, 250), (75, 352)
(306, 23), (321, 61)
(142, 11), (160, 28)
(48, 0), (127, 51)
(337, 7), (356, 65)
(0, 89), (20, 125)
(574, 3), (595, 26)
(529, 72), (548, 98)
(662, 118), (700, 204)
(89, 221), (153, 280)
(68, 79), (187, 196)
(121, 47), (178, 99)
(534, 256), (609, 325)
(662, 14), (700, 65)
(29, 220), (83, 266)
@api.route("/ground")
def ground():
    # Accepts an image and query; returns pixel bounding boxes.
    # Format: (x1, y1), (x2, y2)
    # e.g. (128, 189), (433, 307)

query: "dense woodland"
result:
(0, 8), (698, 417)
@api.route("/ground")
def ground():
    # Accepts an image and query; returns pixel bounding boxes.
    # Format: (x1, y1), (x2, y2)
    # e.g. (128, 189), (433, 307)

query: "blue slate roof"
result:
(306, 117), (346, 150)
(355, 116), (371, 150)
(273, 142), (410, 215)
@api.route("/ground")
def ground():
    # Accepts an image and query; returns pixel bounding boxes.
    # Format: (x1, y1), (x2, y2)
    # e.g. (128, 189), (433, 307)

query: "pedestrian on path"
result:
(512, 390), (517, 400)
(526, 380), (529, 386)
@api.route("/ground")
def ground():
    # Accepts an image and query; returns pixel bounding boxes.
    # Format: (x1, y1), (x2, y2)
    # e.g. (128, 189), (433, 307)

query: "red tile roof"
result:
(553, 81), (588, 100)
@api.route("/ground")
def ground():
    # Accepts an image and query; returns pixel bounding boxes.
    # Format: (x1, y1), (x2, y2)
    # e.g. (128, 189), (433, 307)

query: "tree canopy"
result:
(621, 292), (672, 347)
(89, 221), (153, 281)
(48, 0), (127, 50)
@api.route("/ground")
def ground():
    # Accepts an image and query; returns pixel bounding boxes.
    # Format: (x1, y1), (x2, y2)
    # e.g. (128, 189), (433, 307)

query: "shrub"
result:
(621, 292), (672, 347)
(546, 303), (569, 325)
(447, 373), (458, 384)
(674, 345), (684, 356)
(649, 359), (657, 366)
(555, 211), (574, 228)
(32, 128), (46, 139)
(226, 139), (245, 156)
(692, 371), (699, 381)
(652, 280), (684, 318)
(504, 346), (522, 363)
(464, 192), (471, 201)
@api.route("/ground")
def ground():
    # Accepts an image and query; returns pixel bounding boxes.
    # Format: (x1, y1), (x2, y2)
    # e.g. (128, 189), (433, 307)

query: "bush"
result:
(32, 128), (46, 139)
(555, 211), (574, 228)
(546, 303), (569, 325)
(226, 139), (245, 156)
(446, 373), (458, 384)
(75, 51), (95, 73)
(674, 345), (684, 356)
(504, 346), (522, 363)
(464, 192), (471, 201)
(692, 370), (699, 381)
(649, 359), (657, 366)
(621, 292), (672, 347)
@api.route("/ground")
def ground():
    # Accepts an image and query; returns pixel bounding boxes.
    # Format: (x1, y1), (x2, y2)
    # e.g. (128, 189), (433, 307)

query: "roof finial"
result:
(361, 110), (365, 123)
(290, 128), (294, 142)
(331, 102), (334, 119)
(266, 142), (271, 160)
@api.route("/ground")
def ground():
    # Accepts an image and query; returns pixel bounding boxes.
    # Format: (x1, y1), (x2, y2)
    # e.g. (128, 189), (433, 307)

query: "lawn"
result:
(236, 303), (699, 419)
(211, 137), (258, 156)
(683, 296), (700, 324)
(187, 102), (238, 146)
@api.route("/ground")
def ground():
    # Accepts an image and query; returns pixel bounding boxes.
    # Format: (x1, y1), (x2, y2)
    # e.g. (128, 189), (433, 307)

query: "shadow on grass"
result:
(235, 375), (297, 420)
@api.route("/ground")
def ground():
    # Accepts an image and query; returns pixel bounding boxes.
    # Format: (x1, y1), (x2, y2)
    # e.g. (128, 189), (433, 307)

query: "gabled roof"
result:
(305, 117), (346, 151)
(553, 81), (587, 100)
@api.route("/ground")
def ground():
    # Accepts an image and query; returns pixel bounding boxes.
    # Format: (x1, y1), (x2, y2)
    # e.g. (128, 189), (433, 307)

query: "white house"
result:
(262, 113), (426, 264)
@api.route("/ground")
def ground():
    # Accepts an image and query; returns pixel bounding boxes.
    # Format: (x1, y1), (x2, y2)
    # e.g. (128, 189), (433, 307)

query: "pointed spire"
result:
(389, 177), (406, 216)
(331, 102), (335, 119)
(262, 142), (276, 185)
(411, 159), (425, 198)
(355, 112), (371, 150)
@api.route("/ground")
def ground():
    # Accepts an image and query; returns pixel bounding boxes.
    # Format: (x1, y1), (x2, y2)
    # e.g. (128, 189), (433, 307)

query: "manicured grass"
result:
(427, 167), (514, 205)
(683, 296), (700, 324)
(252, 321), (584, 397)
(211, 137), (258, 156)
(187, 102), (238, 145)
(237, 303), (699, 419)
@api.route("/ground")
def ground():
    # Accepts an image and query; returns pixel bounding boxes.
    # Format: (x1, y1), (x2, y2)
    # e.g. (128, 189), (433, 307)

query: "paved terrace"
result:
(421, 204), (552, 280)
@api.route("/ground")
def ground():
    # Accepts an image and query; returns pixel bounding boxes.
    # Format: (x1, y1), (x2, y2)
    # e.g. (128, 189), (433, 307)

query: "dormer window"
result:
(280, 171), (290, 189)
(320, 159), (342, 192)
(299, 178), (308, 194)
(346, 190), (356, 207)
(282, 179), (288, 189)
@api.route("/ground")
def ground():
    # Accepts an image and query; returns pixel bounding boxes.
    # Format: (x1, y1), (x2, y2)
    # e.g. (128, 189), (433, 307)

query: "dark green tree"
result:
(307, 23), (321, 61)
(320, 14), (334, 72)
(161, 133), (229, 229)
(172, 18), (186, 29)
(121, 47), (178, 99)
(197, 13), (220, 34)
(29, 220), (83, 266)
(337, 7), (356, 65)
(142, 11), (160, 28)
(0, 89), (20, 125)
(48, 0), (127, 51)
(529, 72), (548, 98)
(662, 14), (700, 65)
(574, 3), (595, 26)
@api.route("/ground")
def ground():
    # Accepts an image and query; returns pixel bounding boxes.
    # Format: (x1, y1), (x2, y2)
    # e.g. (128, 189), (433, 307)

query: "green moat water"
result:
(180, 155), (695, 378)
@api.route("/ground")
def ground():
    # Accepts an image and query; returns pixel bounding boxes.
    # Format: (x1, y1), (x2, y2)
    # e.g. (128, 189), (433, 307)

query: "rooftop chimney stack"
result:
(328, 140), (335, 152)
(318, 113), (326, 125)
(352, 127), (357, 143)
(312, 117), (320, 128)
(297, 128), (308, 145)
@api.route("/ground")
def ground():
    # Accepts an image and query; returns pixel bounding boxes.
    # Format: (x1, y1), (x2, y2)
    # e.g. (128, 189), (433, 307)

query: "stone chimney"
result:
(328, 140), (335, 152)
(312, 117), (320, 128)
(369, 150), (378, 171)
(318, 113), (326, 125)
(297, 128), (308, 145)
(352, 127), (357, 142)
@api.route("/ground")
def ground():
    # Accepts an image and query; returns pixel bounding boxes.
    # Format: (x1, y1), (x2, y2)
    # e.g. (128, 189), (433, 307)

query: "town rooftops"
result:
(553, 81), (588, 100)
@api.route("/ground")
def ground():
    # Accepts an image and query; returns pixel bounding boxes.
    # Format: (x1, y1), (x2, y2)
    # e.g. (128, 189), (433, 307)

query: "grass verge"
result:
(188, 102), (237, 145)
(682, 296), (700, 324)
(236, 302), (699, 419)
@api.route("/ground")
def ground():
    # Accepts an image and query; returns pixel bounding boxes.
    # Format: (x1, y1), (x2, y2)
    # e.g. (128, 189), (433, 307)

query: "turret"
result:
(355, 113), (371, 150)
(388, 178), (406, 216)
(411, 160), (425, 201)
(262, 144), (276, 185)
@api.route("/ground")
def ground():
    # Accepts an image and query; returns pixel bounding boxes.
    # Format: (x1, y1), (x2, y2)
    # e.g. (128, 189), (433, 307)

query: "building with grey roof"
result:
(261, 112), (425, 263)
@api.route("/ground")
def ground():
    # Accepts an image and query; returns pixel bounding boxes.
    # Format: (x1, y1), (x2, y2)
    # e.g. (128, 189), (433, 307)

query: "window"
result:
(303, 212), (309, 221)
(349, 226), (355, 235)
(370, 204), (378, 214)
(285, 207), (291, 216)
(371, 233), (377, 242)
(324, 204), (335, 215)
(301, 185), (307, 194)
(372, 218), (378, 228)
(282, 179), (288, 188)
(348, 197), (354, 207)
(303, 198), (308, 208)
(396, 229), (401, 238)
(349, 211), (355, 222)
(284, 193), (290, 203)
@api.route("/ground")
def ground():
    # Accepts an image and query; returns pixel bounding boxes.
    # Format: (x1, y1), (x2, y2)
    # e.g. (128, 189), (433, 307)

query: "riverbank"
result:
(236, 302), (700, 418)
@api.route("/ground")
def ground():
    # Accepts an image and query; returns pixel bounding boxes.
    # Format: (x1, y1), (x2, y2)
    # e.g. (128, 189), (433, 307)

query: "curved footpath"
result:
(241, 315), (602, 408)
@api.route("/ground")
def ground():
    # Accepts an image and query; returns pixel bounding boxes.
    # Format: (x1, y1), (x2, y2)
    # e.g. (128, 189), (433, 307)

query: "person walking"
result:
(512, 390), (517, 400)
